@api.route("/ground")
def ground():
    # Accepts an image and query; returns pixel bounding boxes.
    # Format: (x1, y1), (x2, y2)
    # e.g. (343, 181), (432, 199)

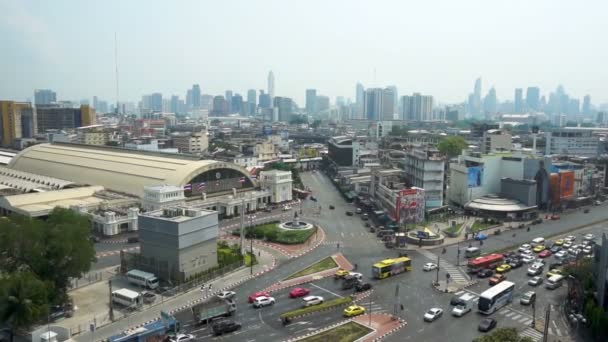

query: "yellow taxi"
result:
(554, 239), (564, 246)
(533, 245), (546, 253)
(496, 264), (512, 273)
(335, 268), (349, 278)
(343, 305), (366, 317)
(546, 268), (563, 278)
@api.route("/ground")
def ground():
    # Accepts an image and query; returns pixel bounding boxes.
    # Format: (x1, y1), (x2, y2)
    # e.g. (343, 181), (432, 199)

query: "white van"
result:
(465, 247), (481, 258)
(126, 269), (159, 289)
(545, 275), (565, 290)
(531, 237), (545, 246)
(112, 288), (142, 307)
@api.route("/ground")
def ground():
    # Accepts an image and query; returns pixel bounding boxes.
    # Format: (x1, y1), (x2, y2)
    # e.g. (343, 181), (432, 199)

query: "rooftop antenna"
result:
(114, 32), (120, 115)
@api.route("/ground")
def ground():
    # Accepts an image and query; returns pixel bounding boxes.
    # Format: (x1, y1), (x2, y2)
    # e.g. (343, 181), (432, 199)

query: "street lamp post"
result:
(249, 215), (256, 275)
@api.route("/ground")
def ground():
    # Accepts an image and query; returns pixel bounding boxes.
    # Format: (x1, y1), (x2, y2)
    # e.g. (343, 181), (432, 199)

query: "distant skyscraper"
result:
(381, 87), (396, 120)
(273, 96), (293, 122)
(268, 71), (275, 102)
(315, 95), (329, 113)
(0, 101), (37, 147)
(483, 87), (497, 114)
(356, 83), (365, 119)
(259, 91), (271, 109)
(526, 87), (540, 111)
(306, 89), (317, 114)
(468, 78), (482, 117)
(386, 85), (398, 110)
(568, 99), (580, 116)
(211, 96), (227, 116)
(514, 88), (523, 113)
(191, 84), (201, 109)
(34, 89), (57, 105)
(150, 93), (163, 112)
(336, 96), (345, 107)
(225, 90), (233, 113)
(170, 95), (179, 113)
(364, 88), (383, 121)
(247, 89), (257, 115)
(231, 93), (243, 114)
(401, 93), (433, 121)
(583, 95), (591, 116)
(93, 96), (99, 110)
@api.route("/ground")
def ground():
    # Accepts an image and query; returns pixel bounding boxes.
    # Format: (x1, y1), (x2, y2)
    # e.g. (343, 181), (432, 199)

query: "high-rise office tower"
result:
(364, 88), (383, 121)
(356, 83), (365, 119)
(273, 97), (293, 122)
(0, 101), (37, 147)
(259, 91), (271, 109)
(231, 93), (243, 114)
(568, 99), (580, 116)
(268, 71), (275, 102)
(93, 96), (99, 110)
(483, 87), (497, 114)
(315, 95), (329, 113)
(583, 95), (591, 115)
(526, 87), (540, 111)
(211, 96), (227, 116)
(386, 85), (398, 109)
(247, 89), (257, 115)
(34, 89), (57, 105)
(191, 84), (201, 109)
(514, 88), (524, 113)
(401, 93), (433, 121)
(150, 93), (163, 112)
(225, 90), (233, 113)
(170, 95), (179, 113)
(381, 87), (395, 120)
(467, 78), (482, 117)
(306, 89), (317, 114)
(336, 96), (345, 107)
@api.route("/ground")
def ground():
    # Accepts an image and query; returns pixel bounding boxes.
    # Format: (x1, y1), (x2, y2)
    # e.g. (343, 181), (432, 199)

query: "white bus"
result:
(546, 275), (565, 290)
(478, 281), (515, 315)
(126, 269), (159, 289)
(112, 288), (142, 308)
(465, 247), (481, 258)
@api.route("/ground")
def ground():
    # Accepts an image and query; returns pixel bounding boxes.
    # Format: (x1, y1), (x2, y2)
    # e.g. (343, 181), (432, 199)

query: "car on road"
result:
(355, 282), (372, 292)
(531, 237), (545, 246)
(520, 249), (533, 256)
(170, 334), (195, 342)
(583, 246), (593, 255)
(478, 318), (497, 332)
(477, 268), (494, 278)
(527, 266), (542, 276)
(355, 208), (362, 214)
(248, 291), (270, 303)
(329, 205), (335, 210)
(335, 269), (349, 278)
(217, 291), (236, 300)
(127, 237), (139, 243)
(452, 304), (471, 317)
(424, 308), (444, 322)
(565, 235), (576, 242)
(156, 286), (176, 296)
(349, 272), (363, 280)
(289, 287), (310, 298)
(450, 296), (466, 306)
(555, 239), (564, 246)
(538, 250), (552, 258)
(345, 211), (354, 216)
(533, 245), (545, 253)
(509, 259), (523, 269)
(489, 274), (506, 285)
(475, 233), (488, 241)
(212, 320), (242, 336)
(522, 255), (535, 263)
(302, 296), (324, 307)
(142, 291), (157, 304)
(283, 205), (292, 211)
(528, 276), (543, 286)
(584, 208), (590, 213)
(531, 218), (543, 225)
(550, 245), (561, 253)
(555, 250), (568, 259)
(520, 291), (536, 305)
(519, 244), (532, 252)
(252, 296), (275, 308)
(343, 305), (366, 317)
(563, 241), (573, 248)
(496, 264), (511, 273)
(49, 304), (74, 321)
(423, 263), (438, 271)
(547, 269), (563, 278)
(584, 233), (595, 241)
(264, 207), (272, 213)
(310, 196), (317, 202)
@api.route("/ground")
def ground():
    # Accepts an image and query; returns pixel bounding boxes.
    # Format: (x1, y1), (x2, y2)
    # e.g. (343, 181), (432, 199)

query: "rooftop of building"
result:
(141, 207), (216, 222)
(465, 194), (537, 212)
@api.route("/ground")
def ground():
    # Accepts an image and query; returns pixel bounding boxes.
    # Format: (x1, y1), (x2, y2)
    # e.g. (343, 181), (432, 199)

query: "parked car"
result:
(264, 207), (272, 213)
(127, 237), (139, 243)
(355, 208), (362, 214)
(423, 263), (438, 271)
(478, 318), (497, 332)
(584, 234), (595, 241)
(531, 218), (543, 225)
(289, 287), (310, 298)
(142, 291), (157, 304)
(212, 320), (242, 336)
(424, 308), (444, 322)
(49, 304), (74, 321)
(528, 276), (543, 287)
(252, 296), (275, 308)
(477, 268), (494, 278)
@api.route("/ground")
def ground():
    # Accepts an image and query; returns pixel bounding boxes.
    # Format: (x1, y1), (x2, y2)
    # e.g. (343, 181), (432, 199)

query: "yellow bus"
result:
(372, 257), (412, 279)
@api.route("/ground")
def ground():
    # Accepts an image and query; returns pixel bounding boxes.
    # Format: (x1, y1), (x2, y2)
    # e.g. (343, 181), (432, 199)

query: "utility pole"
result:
(240, 198), (245, 255)
(368, 289), (373, 327)
(250, 238), (254, 275)
(531, 300), (536, 328)
(436, 253), (440, 285)
(108, 279), (114, 321)
(393, 284), (400, 320)
(542, 305), (551, 342)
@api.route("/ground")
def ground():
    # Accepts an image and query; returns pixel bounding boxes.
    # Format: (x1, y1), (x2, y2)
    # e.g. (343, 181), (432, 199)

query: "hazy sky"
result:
(1, 0), (607, 106)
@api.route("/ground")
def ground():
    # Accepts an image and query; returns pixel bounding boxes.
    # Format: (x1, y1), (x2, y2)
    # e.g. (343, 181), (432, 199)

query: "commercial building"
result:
(306, 89), (317, 114)
(258, 169), (293, 203)
(36, 104), (96, 133)
(545, 127), (600, 157)
(401, 93), (434, 121)
(76, 125), (108, 146)
(315, 95), (329, 113)
(381, 87), (395, 120)
(273, 97), (293, 122)
(403, 148), (445, 208)
(480, 129), (512, 154)
(526, 87), (540, 111)
(135, 207), (219, 282)
(327, 136), (360, 167)
(173, 131), (208, 154)
(34, 89), (57, 105)
(0, 101), (37, 147)
(268, 71), (275, 101)
(364, 88), (383, 121)
(369, 168), (426, 225)
(514, 88), (524, 113)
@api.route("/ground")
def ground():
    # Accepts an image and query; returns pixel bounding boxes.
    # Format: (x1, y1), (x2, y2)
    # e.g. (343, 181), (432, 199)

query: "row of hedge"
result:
(233, 221), (317, 245)
(280, 296), (353, 320)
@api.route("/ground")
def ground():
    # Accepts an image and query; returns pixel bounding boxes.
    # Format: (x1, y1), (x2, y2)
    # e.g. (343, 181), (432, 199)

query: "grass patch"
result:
(280, 296), (353, 320)
(284, 256), (338, 281)
(217, 241), (243, 267)
(245, 252), (257, 267)
(471, 220), (497, 233)
(298, 321), (372, 342)
(443, 223), (463, 235)
(233, 222), (317, 245)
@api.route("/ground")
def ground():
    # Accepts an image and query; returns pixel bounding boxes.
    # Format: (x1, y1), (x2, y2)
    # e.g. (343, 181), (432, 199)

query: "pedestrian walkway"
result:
(520, 327), (544, 342)
(417, 249), (469, 284)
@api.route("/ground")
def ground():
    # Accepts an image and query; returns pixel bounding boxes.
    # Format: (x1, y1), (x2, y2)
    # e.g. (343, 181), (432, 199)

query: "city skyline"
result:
(2, 1), (608, 105)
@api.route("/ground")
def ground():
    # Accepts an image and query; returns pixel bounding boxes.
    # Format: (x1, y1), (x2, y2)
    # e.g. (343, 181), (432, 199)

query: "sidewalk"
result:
(68, 248), (276, 342)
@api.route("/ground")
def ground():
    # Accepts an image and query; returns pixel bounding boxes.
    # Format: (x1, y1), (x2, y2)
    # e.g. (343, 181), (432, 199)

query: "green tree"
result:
(0, 272), (49, 332)
(438, 136), (468, 157)
(472, 328), (533, 342)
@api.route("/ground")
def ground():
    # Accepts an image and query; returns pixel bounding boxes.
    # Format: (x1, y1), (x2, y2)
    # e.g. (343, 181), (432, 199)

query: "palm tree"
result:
(0, 272), (48, 336)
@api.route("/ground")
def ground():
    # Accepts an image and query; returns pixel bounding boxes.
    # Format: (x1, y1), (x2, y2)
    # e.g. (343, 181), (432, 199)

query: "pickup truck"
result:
(192, 298), (236, 325)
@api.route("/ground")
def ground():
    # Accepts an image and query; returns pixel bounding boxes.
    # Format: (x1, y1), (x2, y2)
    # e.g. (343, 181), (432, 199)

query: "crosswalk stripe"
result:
(520, 328), (543, 342)
(505, 312), (515, 317)
(455, 290), (465, 295)
(499, 310), (509, 315)
(512, 314), (521, 320)
(518, 317), (529, 323)
(524, 319), (533, 325)
(548, 328), (554, 336)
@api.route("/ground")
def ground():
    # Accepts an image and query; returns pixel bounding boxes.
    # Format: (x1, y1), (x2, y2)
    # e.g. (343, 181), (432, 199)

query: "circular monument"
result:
(278, 212), (314, 231)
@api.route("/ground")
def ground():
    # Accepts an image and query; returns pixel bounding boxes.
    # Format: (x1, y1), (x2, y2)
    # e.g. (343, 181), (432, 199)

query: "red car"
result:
(289, 287), (310, 298)
(538, 250), (552, 258)
(248, 291), (270, 303)
(489, 274), (506, 286)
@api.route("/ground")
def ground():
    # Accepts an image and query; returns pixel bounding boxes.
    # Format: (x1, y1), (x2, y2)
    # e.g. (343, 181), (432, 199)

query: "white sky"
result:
(1, 0), (607, 105)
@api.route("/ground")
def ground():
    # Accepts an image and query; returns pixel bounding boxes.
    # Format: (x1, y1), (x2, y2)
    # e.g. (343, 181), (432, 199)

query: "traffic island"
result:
(280, 296), (353, 324)
(285, 320), (374, 342)
(284, 256), (338, 280)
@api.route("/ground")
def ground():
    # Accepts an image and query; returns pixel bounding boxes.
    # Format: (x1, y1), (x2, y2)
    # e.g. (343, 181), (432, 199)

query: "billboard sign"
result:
(467, 166), (483, 188)
(262, 125), (273, 136)
(560, 171), (575, 198)
(395, 188), (425, 224)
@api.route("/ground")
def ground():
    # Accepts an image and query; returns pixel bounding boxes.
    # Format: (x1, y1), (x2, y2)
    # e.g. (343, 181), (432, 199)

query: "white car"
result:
(170, 334), (195, 342)
(563, 241), (573, 248)
(555, 250), (568, 258)
(424, 308), (443, 322)
(528, 276), (543, 286)
(582, 246), (593, 255)
(253, 296), (275, 308)
(522, 255), (535, 263)
(565, 235), (576, 242)
(527, 266), (542, 276)
(519, 244), (532, 252)
(349, 272), (363, 280)
(531, 261), (545, 269)
(283, 205), (291, 211)
(451, 304), (471, 317)
(584, 234), (594, 241)
(423, 263), (438, 271)
(302, 295), (324, 307)
(217, 291), (236, 300)
(520, 249), (533, 257)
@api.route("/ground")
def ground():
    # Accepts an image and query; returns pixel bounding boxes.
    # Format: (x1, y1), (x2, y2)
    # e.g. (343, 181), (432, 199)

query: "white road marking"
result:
(310, 283), (344, 298)
(512, 314), (521, 320)
(505, 312), (515, 317)
(455, 290), (465, 295)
